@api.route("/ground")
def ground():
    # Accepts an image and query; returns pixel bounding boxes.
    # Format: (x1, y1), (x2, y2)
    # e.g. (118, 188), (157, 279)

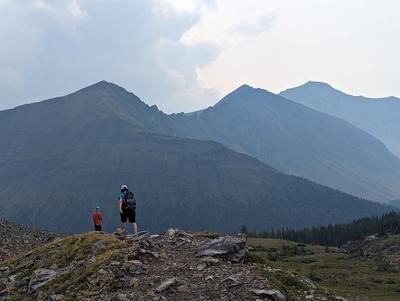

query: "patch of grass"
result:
(244, 251), (266, 264)
(248, 237), (400, 301)
(194, 231), (224, 239)
(2, 232), (138, 301)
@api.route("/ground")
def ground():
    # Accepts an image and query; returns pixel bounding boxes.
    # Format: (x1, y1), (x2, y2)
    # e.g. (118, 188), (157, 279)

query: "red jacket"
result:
(92, 211), (103, 226)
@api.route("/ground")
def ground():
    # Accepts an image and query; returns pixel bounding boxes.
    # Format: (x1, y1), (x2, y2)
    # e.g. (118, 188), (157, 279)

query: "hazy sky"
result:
(0, 0), (399, 113)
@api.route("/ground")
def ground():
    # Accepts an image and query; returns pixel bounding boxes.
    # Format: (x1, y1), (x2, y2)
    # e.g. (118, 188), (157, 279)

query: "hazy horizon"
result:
(2, 79), (400, 114)
(1, 0), (399, 113)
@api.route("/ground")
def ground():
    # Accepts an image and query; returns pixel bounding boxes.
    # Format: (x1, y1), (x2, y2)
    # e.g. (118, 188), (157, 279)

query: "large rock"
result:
(195, 235), (246, 262)
(28, 268), (58, 293)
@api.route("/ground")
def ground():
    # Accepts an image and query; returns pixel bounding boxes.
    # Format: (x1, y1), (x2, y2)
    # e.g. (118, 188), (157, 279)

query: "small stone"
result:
(156, 277), (178, 293)
(49, 294), (64, 301)
(49, 263), (58, 270)
(167, 228), (178, 237)
(252, 289), (286, 301)
(222, 274), (241, 287)
(91, 240), (107, 254)
(129, 277), (139, 287)
(131, 231), (151, 241)
(113, 293), (131, 301)
(196, 262), (207, 271)
(201, 257), (220, 265)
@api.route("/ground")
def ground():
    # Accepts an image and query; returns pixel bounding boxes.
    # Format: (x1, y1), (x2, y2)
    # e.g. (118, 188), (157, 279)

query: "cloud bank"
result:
(0, 0), (219, 112)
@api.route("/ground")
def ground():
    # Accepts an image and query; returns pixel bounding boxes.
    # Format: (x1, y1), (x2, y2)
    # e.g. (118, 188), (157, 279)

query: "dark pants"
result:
(94, 225), (102, 231)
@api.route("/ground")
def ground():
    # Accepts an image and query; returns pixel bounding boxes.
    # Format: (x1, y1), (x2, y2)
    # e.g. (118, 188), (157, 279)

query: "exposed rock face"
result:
(0, 218), (58, 260)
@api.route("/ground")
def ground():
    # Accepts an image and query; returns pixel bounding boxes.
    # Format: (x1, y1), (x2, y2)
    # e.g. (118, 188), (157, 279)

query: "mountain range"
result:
(280, 81), (400, 159)
(0, 81), (392, 233)
(146, 84), (400, 202)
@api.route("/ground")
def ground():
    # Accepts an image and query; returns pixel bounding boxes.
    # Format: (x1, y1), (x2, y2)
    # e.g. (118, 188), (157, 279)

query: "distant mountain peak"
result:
(236, 84), (255, 91)
(214, 84), (278, 108)
(298, 81), (341, 94)
(304, 81), (334, 89)
(74, 81), (143, 105)
(81, 80), (125, 92)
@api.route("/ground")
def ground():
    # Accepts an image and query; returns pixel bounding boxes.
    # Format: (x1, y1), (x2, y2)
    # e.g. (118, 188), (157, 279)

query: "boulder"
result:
(28, 268), (58, 293)
(195, 236), (246, 262)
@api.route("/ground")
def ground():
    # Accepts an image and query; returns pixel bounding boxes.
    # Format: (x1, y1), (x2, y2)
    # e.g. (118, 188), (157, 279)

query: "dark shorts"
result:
(120, 208), (136, 223)
(94, 225), (102, 231)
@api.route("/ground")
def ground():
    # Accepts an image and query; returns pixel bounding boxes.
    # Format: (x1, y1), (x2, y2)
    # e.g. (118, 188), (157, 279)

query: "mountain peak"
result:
(280, 81), (341, 97)
(80, 80), (126, 93)
(305, 81), (332, 87)
(214, 84), (277, 108)
(302, 81), (336, 91)
(236, 84), (256, 91)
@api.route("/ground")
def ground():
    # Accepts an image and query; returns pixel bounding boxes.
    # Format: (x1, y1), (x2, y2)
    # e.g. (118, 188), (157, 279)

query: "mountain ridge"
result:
(5, 80), (399, 201)
(280, 81), (400, 159)
(151, 83), (400, 201)
(0, 82), (392, 233)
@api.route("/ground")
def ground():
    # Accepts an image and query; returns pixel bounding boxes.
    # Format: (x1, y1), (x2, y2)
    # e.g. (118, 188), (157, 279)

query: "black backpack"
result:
(124, 191), (136, 210)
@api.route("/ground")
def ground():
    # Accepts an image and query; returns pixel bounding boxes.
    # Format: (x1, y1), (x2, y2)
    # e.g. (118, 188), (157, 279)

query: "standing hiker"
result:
(119, 185), (138, 234)
(92, 206), (103, 231)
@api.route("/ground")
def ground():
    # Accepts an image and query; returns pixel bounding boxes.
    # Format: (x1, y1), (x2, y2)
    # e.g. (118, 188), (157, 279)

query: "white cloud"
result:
(227, 14), (276, 36)
(195, 0), (400, 99)
(2, 0), (397, 113)
(0, 0), (220, 113)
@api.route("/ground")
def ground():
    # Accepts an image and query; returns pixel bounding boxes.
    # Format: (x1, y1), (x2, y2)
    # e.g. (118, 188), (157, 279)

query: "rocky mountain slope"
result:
(280, 81), (400, 160)
(59, 81), (400, 201)
(0, 218), (57, 261)
(0, 82), (391, 233)
(161, 85), (400, 202)
(0, 229), (352, 301)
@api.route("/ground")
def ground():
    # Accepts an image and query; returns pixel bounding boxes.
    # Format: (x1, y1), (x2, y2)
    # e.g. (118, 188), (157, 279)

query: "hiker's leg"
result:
(120, 211), (127, 230)
(133, 222), (138, 234)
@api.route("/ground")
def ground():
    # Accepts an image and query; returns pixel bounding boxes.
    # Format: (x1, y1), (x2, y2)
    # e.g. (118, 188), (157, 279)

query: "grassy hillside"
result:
(247, 236), (400, 301)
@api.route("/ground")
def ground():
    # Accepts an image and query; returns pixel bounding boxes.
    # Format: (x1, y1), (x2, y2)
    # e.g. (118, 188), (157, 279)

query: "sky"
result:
(0, 0), (399, 113)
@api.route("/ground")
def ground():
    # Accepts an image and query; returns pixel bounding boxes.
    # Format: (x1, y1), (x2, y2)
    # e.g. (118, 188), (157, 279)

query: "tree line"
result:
(246, 211), (400, 247)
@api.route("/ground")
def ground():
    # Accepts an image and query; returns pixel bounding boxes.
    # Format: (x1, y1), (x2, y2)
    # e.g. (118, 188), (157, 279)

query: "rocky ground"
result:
(0, 228), (353, 301)
(342, 234), (400, 270)
(0, 218), (58, 261)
